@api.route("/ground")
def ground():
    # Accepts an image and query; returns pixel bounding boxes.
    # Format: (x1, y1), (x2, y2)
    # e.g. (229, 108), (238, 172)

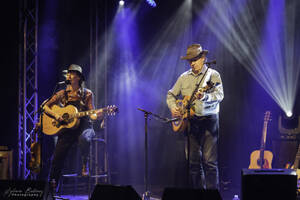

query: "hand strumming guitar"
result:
(171, 107), (181, 117)
(55, 113), (63, 122)
(43, 104), (64, 122)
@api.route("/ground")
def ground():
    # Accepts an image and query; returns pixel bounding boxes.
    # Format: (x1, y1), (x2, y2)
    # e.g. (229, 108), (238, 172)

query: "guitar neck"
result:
(73, 108), (104, 118)
(259, 112), (271, 167)
(260, 121), (268, 150)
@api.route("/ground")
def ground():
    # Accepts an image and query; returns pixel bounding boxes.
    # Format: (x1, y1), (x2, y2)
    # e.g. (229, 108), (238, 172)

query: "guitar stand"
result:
(137, 108), (174, 200)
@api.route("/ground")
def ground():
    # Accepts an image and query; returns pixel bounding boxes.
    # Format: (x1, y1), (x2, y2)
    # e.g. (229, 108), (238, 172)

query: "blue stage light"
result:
(145, 0), (157, 7)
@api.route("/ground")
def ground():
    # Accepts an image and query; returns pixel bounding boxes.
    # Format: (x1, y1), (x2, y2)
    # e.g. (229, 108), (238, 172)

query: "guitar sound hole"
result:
(62, 113), (69, 120)
(62, 113), (74, 124)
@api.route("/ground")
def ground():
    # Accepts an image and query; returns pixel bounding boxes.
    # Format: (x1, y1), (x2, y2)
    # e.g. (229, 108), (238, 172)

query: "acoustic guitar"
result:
(41, 104), (118, 136)
(249, 111), (273, 169)
(171, 82), (216, 132)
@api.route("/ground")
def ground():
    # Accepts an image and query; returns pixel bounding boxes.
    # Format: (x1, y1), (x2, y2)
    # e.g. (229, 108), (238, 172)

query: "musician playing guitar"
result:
(166, 44), (224, 189)
(43, 64), (104, 193)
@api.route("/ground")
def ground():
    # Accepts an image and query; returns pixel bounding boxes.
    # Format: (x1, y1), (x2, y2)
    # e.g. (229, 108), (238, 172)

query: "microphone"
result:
(62, 70), (68, 78)
(58, 80), (71, 85)
(165, 118), (180, 123)
(205, 60), (216, 65)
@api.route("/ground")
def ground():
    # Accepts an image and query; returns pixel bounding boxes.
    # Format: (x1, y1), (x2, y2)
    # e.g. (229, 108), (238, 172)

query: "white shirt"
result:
(166, 65), (224, 116)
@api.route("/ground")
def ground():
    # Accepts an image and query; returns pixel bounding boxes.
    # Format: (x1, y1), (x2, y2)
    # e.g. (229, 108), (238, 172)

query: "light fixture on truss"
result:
(145, 0), (157, 7)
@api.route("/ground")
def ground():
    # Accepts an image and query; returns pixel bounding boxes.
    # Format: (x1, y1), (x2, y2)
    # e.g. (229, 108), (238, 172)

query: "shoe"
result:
(81, 164), (89, 176)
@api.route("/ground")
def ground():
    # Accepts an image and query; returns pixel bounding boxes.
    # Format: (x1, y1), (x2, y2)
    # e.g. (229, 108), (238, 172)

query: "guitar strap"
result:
(189, 68), (210, 103)
(63, 89), (68, 106)
(79, 87), (87, 110)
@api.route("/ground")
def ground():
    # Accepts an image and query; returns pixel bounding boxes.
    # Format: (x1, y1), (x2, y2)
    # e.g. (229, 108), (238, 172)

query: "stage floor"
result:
(53, 185), (238, 200)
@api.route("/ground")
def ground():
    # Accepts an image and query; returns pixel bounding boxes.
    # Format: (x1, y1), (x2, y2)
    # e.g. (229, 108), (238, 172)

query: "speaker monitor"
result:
(90, 184), (141, 200)
(162, 188), (222, 200)
(0, 180), (47, 200)
(242, 169), (297, 200)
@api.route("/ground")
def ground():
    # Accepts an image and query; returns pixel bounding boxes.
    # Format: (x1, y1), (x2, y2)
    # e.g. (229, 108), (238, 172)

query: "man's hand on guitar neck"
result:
(90, 113), (97, 120)
(171, 107), (181, 117)
(90, 109), (104, 121)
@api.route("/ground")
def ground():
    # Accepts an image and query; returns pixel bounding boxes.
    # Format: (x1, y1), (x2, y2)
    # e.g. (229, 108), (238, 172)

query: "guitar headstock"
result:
(105, 105), (118, 116)
(264, 111), (271, 122)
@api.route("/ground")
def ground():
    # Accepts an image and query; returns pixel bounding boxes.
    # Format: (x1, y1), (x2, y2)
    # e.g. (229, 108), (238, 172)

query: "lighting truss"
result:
(18, 0), (39, 179)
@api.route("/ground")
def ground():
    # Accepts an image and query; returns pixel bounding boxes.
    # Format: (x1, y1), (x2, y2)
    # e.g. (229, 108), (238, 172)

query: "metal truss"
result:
(18, 0), (38, 179)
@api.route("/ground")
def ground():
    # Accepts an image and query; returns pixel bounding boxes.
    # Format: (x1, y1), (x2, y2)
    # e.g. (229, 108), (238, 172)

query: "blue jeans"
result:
(186, 114), (219, 189)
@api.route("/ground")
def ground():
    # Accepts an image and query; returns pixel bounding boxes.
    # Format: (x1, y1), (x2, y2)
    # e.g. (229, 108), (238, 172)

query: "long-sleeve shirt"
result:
(166, 65), (224, 116)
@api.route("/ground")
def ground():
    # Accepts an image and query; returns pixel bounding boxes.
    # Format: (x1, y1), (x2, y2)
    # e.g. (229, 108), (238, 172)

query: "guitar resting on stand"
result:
(249, 111), (273, 169)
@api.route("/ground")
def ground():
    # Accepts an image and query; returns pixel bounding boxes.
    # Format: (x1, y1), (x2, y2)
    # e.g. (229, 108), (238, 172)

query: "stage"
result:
(1, 0), (300, 200)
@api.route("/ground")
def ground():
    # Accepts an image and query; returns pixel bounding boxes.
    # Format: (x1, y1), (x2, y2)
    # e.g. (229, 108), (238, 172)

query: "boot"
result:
(49, 179), (57, 195)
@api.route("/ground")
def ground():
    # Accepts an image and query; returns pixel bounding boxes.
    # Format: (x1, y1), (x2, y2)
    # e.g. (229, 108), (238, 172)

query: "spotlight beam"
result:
(195, 0), (300, 114)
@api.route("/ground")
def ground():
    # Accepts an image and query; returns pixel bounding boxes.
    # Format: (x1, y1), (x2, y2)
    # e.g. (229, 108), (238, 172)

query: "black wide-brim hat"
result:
(67, 64), (85, 81)
(181, 44), (208, 60)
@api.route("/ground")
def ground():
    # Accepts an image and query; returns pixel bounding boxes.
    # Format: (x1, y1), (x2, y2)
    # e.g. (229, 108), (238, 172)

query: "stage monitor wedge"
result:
(242, 169), (297, 200)
(90, 184), (141, 200)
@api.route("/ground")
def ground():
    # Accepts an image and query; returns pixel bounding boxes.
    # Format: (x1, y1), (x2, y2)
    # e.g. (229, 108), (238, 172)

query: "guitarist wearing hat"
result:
(43, 64), (104, 192)
(166, 44), (224, 189)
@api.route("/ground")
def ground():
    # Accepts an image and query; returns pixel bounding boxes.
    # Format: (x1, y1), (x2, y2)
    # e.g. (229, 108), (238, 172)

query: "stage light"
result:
(194, 0), (300, 116)
(286, 111), (293, 118)
(145, 0), (157, 7)
(119, 0), (125, 6)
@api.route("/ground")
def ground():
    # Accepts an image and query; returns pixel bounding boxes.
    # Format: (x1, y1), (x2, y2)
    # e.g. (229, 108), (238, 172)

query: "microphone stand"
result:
(137, 108), (173, 200)
(184, 63), (211, 186)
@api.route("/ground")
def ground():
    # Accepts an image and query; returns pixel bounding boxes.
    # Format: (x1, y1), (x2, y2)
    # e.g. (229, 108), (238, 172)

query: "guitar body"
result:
(41, 105), (80, 136)
(41, 104), (118, 136)
(171, 82), (216, 132)
(172, 96), (195, 132)
(248, 111), (273, 169)
(249, 150), (273, 169)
